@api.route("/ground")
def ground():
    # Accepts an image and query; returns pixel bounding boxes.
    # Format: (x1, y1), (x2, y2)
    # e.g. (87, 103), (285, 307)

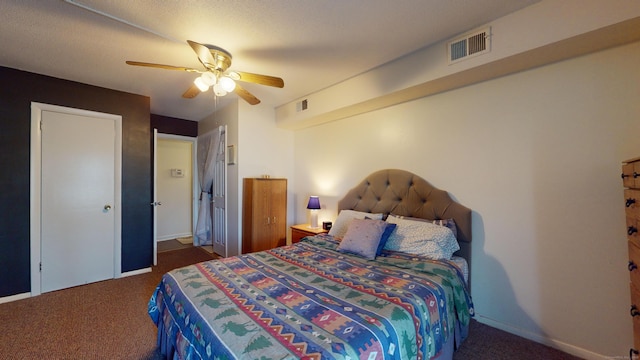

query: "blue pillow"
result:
(376, 223), (397, 255)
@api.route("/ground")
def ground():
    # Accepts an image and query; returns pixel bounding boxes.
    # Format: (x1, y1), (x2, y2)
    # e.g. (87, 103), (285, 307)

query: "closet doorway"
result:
(153, 132), (197, 264)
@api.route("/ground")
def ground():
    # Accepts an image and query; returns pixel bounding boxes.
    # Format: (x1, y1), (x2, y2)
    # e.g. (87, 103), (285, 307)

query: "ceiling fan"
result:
(126, 40), (284, 105)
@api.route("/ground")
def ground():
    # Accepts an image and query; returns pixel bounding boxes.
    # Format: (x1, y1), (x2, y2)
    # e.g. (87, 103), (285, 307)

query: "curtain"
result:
(194, 127), (221, 246)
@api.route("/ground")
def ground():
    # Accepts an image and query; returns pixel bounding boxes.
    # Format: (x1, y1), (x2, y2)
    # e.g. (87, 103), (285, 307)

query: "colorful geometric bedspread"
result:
(148, 235), (474, 360)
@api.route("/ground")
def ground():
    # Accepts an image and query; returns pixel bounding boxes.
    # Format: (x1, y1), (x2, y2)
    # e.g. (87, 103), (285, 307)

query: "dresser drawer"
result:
(625, 189), (640, 218)
(632, 283), (640, 350)
(623, 161), (640, 188)
(291, 228), (309, 244)
(629, 216), (640, 246)
(630, 241), (640, 286)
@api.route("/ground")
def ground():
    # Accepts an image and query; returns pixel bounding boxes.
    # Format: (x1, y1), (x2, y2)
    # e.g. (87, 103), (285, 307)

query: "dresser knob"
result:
(632, 305), (640, 317)
(627, 198), (637, 207)
(630, 227), (639, 236)
(635, 172), (640, 179)
(631, 348), (639, 359)
(629, 261), (638, 271)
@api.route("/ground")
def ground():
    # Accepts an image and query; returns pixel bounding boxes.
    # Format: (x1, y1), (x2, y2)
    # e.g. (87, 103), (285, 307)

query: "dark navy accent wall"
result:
(0, 66), (152, 297)
(151, 114), (198, 137)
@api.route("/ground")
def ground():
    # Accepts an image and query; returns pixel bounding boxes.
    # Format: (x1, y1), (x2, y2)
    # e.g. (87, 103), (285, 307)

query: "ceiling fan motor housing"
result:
(204, 45), (232, 73)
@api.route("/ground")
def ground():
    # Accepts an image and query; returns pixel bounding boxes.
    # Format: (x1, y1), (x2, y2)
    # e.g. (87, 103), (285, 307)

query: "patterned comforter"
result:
(148, 235), (473, 360)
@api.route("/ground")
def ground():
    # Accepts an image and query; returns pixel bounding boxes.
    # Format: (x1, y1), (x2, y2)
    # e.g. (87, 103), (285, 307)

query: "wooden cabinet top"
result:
(291, 224), (328, 235)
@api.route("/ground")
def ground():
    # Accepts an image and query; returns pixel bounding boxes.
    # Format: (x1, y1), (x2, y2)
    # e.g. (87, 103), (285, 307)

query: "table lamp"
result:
(307, 196), (321, 228)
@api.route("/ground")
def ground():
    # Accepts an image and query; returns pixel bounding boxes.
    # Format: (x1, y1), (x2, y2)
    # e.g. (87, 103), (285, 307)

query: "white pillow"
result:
(384, 215), (459, 259)
(328, 210), (384, 239)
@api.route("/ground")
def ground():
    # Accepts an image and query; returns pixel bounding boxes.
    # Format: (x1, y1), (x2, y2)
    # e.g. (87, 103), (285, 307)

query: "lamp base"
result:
(310, 211), (319, 229)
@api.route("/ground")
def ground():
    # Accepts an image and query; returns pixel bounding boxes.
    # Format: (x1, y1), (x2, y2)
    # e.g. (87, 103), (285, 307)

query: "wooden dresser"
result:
(242, 178), (287, 254)
(623, 157), (640, 357)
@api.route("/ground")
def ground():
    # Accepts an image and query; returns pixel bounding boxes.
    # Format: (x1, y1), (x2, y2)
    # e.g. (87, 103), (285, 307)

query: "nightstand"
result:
(291, 224), (328, 243)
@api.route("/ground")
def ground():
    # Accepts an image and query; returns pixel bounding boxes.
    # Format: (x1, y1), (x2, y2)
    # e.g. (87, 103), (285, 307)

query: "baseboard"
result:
(157, 232), (192, 242)
(120, 267), (151, 278)
(475, 315), (609, 360)
(1, 270), (153, 303)
(0, 292), (31, 304)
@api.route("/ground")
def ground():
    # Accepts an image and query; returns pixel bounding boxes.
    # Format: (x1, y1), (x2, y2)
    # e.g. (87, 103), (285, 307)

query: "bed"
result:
(149, 169), (474, 359)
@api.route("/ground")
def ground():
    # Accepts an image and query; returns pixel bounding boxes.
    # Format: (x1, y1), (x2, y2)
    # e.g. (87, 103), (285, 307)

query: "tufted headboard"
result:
(337, 169), (472, 264)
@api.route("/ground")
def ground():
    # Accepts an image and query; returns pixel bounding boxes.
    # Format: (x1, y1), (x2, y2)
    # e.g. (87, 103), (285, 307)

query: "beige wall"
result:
(199, 102), (295, 256)
(237, 102), (295, 250)
(292, 42), (640, 359)
(156, 139), (193, 241)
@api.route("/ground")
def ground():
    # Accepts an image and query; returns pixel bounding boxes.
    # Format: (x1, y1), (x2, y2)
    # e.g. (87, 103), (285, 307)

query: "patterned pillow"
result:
(328, 210), (384, 239)
(337, 218), (388, 260)
(429, 219), (458, 239)
(384, 215), (459, 259)
(393, 215), (458, 239)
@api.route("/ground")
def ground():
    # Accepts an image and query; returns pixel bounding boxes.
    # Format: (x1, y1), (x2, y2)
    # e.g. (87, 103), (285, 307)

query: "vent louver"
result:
(448, 27), (490, 64)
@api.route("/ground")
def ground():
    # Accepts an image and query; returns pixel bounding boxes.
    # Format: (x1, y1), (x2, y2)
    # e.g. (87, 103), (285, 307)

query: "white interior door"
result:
(212, 127), (227, 257)
(40, 110), (117, 293)
(153, 129), (158, 266)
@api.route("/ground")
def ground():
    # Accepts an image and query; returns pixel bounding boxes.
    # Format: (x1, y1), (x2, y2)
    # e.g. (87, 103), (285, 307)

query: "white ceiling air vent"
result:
(448, 27), (490, 64)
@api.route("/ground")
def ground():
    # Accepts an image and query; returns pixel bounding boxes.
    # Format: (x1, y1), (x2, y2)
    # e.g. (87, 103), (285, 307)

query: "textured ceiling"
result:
(0, 0), (539, 121)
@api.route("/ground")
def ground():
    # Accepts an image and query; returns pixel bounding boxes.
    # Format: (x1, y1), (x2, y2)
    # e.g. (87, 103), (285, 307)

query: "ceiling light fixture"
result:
(219, 76), (236, 92)
(212, 83), (227, 96)
(194, 76), (209, 92)
(193, 72), (218, 92)
(194, 72), (235, 97)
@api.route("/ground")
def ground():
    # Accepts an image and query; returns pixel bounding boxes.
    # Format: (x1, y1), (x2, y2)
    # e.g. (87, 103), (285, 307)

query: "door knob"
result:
(104, 204), (112, 211)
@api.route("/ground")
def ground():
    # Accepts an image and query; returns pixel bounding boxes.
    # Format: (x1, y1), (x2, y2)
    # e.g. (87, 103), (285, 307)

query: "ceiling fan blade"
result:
(232, 71), (284, 88)
(187, 40), (233, 73)
(125, 61), (200, 73)
(187, 40), (215, 68)
(234, 84), (261, 105)
(182, 84), (201, 99)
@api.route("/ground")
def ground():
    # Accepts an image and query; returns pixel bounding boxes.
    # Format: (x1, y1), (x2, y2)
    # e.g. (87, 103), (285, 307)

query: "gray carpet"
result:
(454, 320), (583, 360)
(0, 247), (215, 360)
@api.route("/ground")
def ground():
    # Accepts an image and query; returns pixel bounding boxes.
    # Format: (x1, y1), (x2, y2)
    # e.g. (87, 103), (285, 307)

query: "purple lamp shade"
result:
(307, 196), (321, 210)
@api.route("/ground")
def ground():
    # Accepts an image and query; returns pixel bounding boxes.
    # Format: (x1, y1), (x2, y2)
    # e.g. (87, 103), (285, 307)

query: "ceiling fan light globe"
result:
(213, 83), (228, 96)
(219, 76), (236, 92)
(201, 72), (217, 86)
(194, 77), (209, 92)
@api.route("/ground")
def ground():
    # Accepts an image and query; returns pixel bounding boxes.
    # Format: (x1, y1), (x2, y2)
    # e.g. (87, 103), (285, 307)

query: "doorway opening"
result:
(153, 132), (198, 265)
